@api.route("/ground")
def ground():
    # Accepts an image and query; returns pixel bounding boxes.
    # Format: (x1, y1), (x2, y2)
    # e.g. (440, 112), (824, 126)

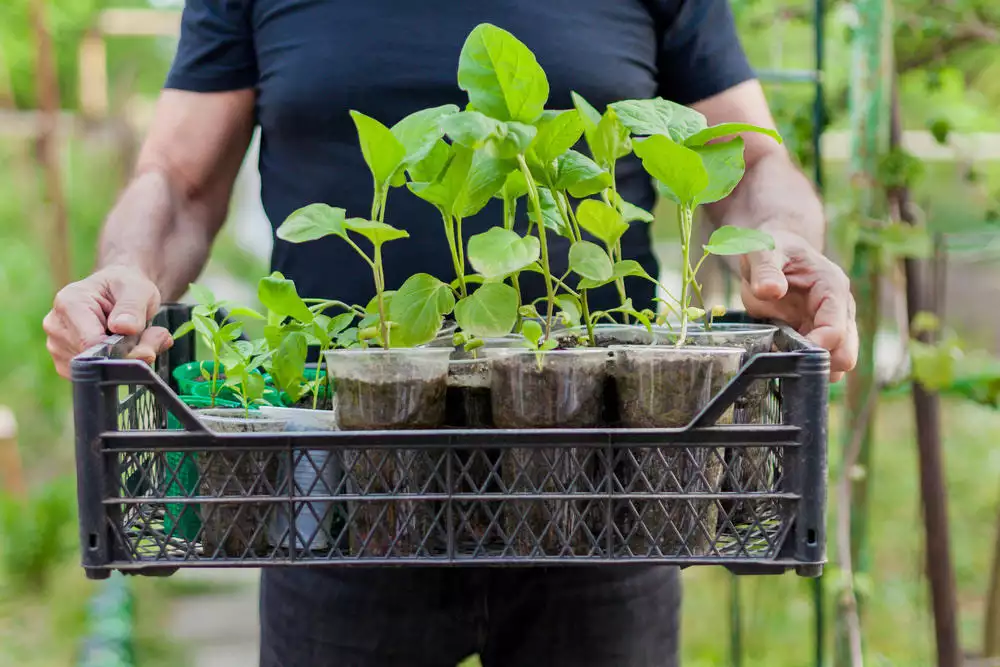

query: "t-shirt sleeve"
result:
(656, 0), (755, 105)
(165, 0), (258, 93)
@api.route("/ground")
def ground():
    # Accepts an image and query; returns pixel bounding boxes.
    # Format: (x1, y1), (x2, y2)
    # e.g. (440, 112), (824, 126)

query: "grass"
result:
(682, 396), (1000, 666)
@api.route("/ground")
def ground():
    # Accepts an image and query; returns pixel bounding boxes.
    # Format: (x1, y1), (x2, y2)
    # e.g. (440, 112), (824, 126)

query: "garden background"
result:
(3, 1), (1000, 665)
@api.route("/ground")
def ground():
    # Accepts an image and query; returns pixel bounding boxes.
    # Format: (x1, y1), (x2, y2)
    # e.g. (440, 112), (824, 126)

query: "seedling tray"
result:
(71, 305), (829, 579)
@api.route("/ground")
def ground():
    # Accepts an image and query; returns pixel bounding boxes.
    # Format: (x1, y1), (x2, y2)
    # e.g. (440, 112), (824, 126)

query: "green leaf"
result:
(498, 170), (528, 203)
(172, 320), (194, 339)
(530, 109), (584, 165)
(219, 321), (243, 342)
(277, 204), (350, 244)
(408, 146), (474, 214)
(575, 199), (628, 247)
(187, 283), (216, 306)
(704, 226), (775, 256)
(521, 319), (544, 347)
(388, 273), (456, 347)
(554, 295), (581, 327)
(612, 192), (654, 224)
(458, 152), (517, 218)
(407, 139), (451, 183)
(467, 227), (540, 279)
(576, 259), (650, 291)
(270, 331), (308, 401)
(684, 122), (782, 147)
(350, 111), (407, 186)
(610, 98), (707, 142)
(633, 135), (707, 206)
(391, 105), (459, 167)
(862, 222), (933, 259)
(693, 138), (746, 205)
(226, 306), (265, 321)
(497, 122), (538, 158)
(440, 111), (504, 149)
(570, 92), (601, 128)
(328, 312), (355, 336)
(344, 218), (410, 248)
(554, 150), (612, 197)
(529, 187), (572, 239)
(458, 23), (549, 124)
(454, 283), (519, 338)
(591, 107), (632, 168)
(258, 273), (315, 323)
(569, 241), (613, 282)
(911, 339), (957, 391)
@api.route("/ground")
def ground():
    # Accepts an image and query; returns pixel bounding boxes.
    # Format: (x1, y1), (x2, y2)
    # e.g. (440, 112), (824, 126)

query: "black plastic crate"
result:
(71, 305), (829, 579)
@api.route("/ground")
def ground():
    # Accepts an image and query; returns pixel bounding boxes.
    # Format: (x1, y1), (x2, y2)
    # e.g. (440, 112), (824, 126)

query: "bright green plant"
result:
(0, 479), (75, 593)
(622, 100), (782, 341)
(219, 338), (272, 417)
(172, 284), (256, 406)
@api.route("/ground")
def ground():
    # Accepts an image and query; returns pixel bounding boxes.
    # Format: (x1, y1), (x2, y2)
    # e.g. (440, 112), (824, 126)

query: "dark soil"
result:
(336, 376), (447, 430)
(293, 393), (334, 411)
(491, 354), (605, 429)
(197, 451), (278, 557)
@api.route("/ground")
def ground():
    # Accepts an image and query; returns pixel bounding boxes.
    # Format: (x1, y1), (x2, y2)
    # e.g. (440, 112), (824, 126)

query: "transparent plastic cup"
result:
(324, 348), (451, 556)
(488, 348), (610, 555)
(324, 348), (451, 430)
(557, 323), (655, 348)
(194, 409), (287, 556)
(611, 345), (742, 556)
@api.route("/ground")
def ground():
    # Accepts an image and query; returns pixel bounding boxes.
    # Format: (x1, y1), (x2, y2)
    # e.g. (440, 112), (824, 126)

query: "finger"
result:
(46, 338), (73, 379)
(805, 287), (848, 352)
(107, 274), (160, 335)
(51, 290), (109, 351)
(830, 305), (859, 374)
(829, 370), (845, 383)
(126, 327), (174, 366)
(743, 250), (789, 302)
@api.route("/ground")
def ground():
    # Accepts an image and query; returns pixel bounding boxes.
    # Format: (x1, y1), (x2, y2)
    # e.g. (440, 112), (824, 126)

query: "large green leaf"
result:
(391, 105), (460, 166)
(576, 199), (628, 247)
(388, 273), (456, 347)
(633, 135), (708, 206)
(277, 204), (349, 244)
(454, 282), (519, 338)
(610, 98), (707, 142)
(457, 152), (517, 218)
(693, 137), (746, 205)
(568, 241), (613, 282)
(684, 122), (782, 147)
(530, 109), (584, 165)
(704, 226), (775, 256)
(350, 111), (407, 186)
(576, 259), (651, 291)
(344, 218), (410, 248)
(258, 273), (314, 323)
(440, 111), (504, 149)
(458, 23), (549, 123)
(408, 146), (474, 214)
(467, 227), (540, 279)
(591, 108), (632, 168)
(407, 138), (451, 183)
(570, 92), (601, 128)
(554, 150), (612, 197)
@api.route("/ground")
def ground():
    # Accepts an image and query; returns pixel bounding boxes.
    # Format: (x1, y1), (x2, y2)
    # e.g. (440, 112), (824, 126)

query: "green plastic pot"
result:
(189, 381), (284, 407)
(277, 368), (334, 407)
(172, 361), (221, 395)
(164, 395), (243, 542)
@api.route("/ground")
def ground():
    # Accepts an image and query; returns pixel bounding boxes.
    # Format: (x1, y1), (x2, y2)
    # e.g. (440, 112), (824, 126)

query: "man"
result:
(44, 1), (858, 665)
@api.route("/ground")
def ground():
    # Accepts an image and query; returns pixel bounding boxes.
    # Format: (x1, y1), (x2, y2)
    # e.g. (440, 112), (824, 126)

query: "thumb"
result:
(107, 271), (160, 335)
(744, 250), (789, 302)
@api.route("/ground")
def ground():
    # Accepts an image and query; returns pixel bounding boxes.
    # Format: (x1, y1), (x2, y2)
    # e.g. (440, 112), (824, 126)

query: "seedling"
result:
(219, 338), (272, 417)
(622, 99), (782, 342)
(172, 283), (257, 406)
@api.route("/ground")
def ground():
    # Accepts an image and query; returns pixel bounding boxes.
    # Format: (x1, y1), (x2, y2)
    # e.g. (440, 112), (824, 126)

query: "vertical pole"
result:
(837, 0), (891, 665)
(812, 1), (827, 664)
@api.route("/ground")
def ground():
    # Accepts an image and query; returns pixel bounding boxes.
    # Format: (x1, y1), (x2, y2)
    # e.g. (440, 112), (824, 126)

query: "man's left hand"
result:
(740, 229), (858, 382)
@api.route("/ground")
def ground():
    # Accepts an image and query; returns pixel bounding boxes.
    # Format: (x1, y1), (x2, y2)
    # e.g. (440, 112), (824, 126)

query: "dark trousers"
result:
(259, 566), (681, 667)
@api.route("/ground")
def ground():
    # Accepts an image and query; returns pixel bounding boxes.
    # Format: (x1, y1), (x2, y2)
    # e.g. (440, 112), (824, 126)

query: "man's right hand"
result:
(43, 265), (173, 378)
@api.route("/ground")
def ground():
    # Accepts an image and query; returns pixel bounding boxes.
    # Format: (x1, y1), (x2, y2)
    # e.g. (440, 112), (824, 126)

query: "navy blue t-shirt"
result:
(166, 0), (754, 310)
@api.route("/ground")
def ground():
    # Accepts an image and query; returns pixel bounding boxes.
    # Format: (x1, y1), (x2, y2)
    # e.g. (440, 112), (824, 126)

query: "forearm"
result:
(98, 168), (222, 302)
(705, 150), (825, 250)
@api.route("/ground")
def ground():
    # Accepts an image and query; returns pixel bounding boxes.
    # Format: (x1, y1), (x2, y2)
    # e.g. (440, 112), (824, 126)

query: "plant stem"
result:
(312, 351), (325, 411)
(518, 154), (555, 338)
(442, 212), (467, 297)
(502, 196), (524, 331)
(581, 291), (596, 346)
(210, 344), (220, 408)
(456, 215), (467, 289)
(373, 246), (390, 348)
(371, 180), (382, 221)
(679, 205), (694, 345)
(554, 190), (597, 341)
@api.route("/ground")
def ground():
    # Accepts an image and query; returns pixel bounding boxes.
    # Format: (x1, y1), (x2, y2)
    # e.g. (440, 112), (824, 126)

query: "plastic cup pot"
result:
(488, 348), (610, 556)
(324, 348), (451, 557)
(611, 345), (742, 557)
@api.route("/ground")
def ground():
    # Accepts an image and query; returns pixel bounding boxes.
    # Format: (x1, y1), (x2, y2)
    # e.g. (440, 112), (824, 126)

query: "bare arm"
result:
(691, 80), (858, 377)
(44, 89), (255, 377)
(100, 88), (256, 300)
